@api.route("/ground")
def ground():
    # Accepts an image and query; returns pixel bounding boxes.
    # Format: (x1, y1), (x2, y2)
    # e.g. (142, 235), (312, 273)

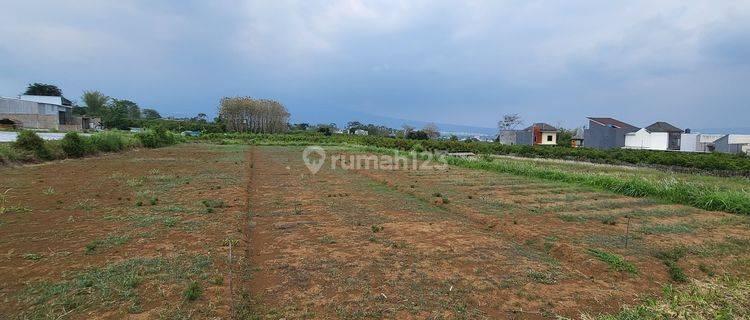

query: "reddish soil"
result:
(2, 144), (749, 319)
(242, 146), (750, 319)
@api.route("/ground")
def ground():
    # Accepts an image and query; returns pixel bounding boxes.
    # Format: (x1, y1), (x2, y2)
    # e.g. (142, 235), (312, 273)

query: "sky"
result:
(1, 0), (749, 131)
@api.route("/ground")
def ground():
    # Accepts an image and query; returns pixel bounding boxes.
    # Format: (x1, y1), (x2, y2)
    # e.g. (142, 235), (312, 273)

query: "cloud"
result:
(0, 0), (748, 127)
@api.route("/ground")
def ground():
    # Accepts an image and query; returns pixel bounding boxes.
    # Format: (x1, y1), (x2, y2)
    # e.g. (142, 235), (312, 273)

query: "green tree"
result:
(81, 90), (110, 116)
(101, 100), (130, 129)
(24, 83), (62, 96)
(142, 108), (161, 119)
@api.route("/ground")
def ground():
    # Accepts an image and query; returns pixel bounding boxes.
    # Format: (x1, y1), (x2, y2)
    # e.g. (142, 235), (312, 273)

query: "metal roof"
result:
(587, 117), (638, 130)
(645, 121), (682, 133)
(523, 123), (558, 132)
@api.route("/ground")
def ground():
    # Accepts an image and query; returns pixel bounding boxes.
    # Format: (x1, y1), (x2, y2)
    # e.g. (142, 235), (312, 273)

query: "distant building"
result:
(680, 132), (723, 152)
(644, 122), (683, 150)
(499, 123), (558, 146)
(583, 117), (638, 149)
(0, 95), (89, 131)
(713, 134), (750, 155)
(624, 122), (683, 151)
(571, 128), (584, 148)
(354, 129), (369, 136)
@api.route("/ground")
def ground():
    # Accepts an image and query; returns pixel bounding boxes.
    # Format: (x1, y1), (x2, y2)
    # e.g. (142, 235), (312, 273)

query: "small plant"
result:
(0, 189), (10, 214)
(319, 235), (336, 244)
(61, 132), (89, 158)
(149, 197), (158, 206)
(587, 248), (637, 274)
(371, 225), (384, 233)
(163, 216), (180, 227)
(23, 253), (42, 261)
(654, 247), (688, 282)
(698, 263), (715, 276)
(183, 281), (203, 301)
(73, 199), (95, 211)
(42, 187), (56, 196)
(135, 200), (143, 207)
(201, 199), (225, 208)
(599, 215), (617, 225)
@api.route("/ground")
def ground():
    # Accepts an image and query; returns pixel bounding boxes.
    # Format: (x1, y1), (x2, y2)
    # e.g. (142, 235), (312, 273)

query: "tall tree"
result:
(422, 123), (440, 139)
(101, 100), (129, 129)
(142, 108), (161, 119)
(218, 97), (290, 133)
(497, 113), (523, 144)
(81, 90), (110, 116)
(24, 83), (62, 96)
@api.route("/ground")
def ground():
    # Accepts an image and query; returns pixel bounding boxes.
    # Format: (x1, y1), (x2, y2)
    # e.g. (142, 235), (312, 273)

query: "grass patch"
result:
(16, 254), (211, 319)
(587, 248), (637, 274)
(589, 277), (749, 319)
(85, 234), (131, 254)
(639, 223), (695, 235)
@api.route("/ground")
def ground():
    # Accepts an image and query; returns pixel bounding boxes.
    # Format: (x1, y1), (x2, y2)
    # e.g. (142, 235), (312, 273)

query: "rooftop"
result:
(645, 121), (682, 133)
(587, 117), (638, 130)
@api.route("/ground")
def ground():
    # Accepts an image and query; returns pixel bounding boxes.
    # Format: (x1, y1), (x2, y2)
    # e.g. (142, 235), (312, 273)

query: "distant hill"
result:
(692, 127), (750, 135)
(289, 107), (497, 136)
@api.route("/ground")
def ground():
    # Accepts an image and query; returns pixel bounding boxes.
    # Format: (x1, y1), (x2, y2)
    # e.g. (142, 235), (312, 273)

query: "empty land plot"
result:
(241, 146), (750, 319)
(0, 144), (249, 319)
(2, 144), (749, 319)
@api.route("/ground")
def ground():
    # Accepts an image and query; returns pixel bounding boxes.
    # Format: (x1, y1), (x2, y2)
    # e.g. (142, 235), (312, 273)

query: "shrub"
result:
(90, 131), (126, 152)
(0, 144), (23, 164)
(183, 281), (202, 301)
(136, 128), (180, 148)
(61, 132), (88, 158)
(14, 130), (50, 160)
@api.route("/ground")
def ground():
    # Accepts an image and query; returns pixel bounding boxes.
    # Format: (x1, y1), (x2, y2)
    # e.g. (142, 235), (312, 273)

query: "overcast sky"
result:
(1, 1), (748, 129)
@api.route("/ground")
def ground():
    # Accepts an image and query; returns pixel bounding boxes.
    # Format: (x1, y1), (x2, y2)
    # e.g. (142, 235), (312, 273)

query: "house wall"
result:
(515, 131), (534, 145)
(625, 129), (669, 150)
(540, 132), (557, 145)
(583, 121), (636, 149)
(0, 97), (77, 130)
(680, 133), (698, 152)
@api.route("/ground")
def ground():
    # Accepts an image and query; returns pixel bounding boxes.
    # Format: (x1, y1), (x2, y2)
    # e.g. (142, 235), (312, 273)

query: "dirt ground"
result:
(1, 144), (749, 319)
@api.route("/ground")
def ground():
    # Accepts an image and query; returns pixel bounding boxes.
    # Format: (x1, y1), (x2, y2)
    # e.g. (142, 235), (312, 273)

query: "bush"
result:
(183, 281), (203, 301)
(61, 132), (88, 158)
(14, 130), (50, 160)
(136, 128), (180, 148)
(0, 144), (23, 164)
(90, 131), (125, 152)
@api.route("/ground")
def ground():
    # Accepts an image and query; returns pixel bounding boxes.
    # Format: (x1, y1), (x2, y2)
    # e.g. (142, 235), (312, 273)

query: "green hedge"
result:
(1, 130), (178, 165)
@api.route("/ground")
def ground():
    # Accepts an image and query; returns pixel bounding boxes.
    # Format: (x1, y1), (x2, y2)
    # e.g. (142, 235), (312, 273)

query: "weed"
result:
(201, 199), (226, 208)
(85, 234), (131, 254)
(526, 270), (557, 284)
(163, 216), (180, 227)
(653, 247), (688, 282)
(319, 235), (337, 244)
(371, 225), (384, 233)
(698, 263), (716, 276)
(639, 223), (695, 235)
(126, 177), (145, 188)
(149, 197), (158, 206)
(183, 281), (203, 301)
(42, 187), (56, 195)
(587, 248), (637, 274)
(24, 253), (42, 261)
(72, 199), (96, 211)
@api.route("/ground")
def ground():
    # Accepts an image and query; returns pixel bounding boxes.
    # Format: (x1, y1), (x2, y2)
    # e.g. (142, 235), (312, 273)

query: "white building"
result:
(680, 133), (723, 152)
(624, 128), (669, 150)
(714, 134), (750, 155)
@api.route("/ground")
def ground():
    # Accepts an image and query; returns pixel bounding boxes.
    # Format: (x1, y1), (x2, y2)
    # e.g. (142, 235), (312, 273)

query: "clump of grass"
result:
(42, 187), (56, 196)
(526, 270), (557, 284)
(183, 281), (203, 301)
(24, 253), (42, 261)
(126, 177), (145, 188)
(639, 223), (695, 235)
(587, 248), (637, 274)
(318, 235), (336, 244)
(201, 199), (225, 208)
(371, 225), (384, 233)
(698, 263), (716, 277)
(85, 234), (131, 254)
(653, 247), (688, 282)
(149, 197), (158, 206)
(72, 199), (96, 211)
